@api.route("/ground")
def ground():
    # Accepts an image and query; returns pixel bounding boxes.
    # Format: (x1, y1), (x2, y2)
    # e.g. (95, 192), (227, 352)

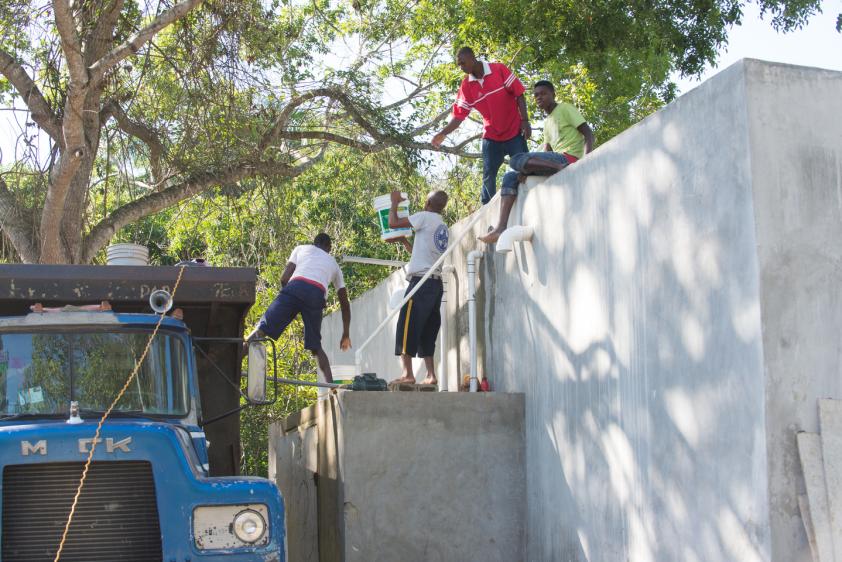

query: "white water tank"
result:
(106, 243), (149, 266)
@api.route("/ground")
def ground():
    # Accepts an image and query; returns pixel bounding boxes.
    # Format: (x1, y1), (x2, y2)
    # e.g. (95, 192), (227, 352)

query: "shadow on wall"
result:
(478, 67), (772, 562)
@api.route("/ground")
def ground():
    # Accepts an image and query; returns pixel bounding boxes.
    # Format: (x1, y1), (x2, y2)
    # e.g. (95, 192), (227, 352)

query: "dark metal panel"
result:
(2, 461), (162, 561)
(0, 264), (255, 313)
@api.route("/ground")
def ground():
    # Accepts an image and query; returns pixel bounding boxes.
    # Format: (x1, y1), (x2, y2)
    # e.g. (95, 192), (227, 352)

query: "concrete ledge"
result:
(281, 403), (319, 434)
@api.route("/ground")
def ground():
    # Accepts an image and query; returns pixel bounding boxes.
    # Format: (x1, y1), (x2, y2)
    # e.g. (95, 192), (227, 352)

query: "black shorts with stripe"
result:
(394, 277), (444, 357)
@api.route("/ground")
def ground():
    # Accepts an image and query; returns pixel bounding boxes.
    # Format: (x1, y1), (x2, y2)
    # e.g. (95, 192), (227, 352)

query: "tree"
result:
(0, 0), (828, 264)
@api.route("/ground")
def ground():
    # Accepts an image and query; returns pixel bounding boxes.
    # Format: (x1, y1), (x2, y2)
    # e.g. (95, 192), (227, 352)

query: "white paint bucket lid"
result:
(372, 193), (408, 209)
(106, 243), (149, 266)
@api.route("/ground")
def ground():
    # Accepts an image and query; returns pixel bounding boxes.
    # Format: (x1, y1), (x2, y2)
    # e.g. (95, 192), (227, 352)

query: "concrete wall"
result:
(269, 407), (320, 562)
(479, 58), (770, 562)
(743, 62), (842, 562)
(321, 59), (842, 561)
(271, 392), (526, 562)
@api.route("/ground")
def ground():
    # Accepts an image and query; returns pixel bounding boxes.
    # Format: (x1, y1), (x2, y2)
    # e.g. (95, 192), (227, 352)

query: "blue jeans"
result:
(500, 151), (571, 196)
(481, 134), (528, 204)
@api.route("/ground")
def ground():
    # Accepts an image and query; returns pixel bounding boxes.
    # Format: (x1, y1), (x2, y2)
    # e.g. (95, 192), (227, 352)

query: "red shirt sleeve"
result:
(497, 63), (526, 97)
(452, 79), (472, 120)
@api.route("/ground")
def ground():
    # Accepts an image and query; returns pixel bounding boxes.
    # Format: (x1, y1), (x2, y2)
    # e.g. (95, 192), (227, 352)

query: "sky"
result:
(672, 1), (841, 94)
(1, 2), (840, 167)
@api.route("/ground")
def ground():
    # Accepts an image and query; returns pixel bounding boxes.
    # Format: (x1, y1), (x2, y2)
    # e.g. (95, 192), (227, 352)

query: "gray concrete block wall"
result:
(321, 59), (842, 561)
(271, 392), (526, 562)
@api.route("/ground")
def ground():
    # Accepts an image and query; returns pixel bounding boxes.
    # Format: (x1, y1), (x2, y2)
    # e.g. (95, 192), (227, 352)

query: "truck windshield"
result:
(0, 330), (189, 417)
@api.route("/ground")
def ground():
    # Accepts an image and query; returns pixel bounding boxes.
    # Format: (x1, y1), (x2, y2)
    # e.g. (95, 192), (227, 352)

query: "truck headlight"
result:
(193, 504), (270, 550)
(233, 509), (266, 543)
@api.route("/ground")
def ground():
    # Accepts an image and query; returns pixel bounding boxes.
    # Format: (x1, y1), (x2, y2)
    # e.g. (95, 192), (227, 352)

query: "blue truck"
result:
(0, 264), (285, 561)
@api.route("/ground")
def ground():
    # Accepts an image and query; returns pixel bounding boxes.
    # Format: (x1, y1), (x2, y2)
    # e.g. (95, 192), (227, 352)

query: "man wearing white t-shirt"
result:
(387, 190), (450, 385)
(247, 233), (351, 382)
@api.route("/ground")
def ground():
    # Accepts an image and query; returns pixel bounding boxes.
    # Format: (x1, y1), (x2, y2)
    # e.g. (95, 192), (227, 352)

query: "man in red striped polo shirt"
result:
(431, 47), (531, 204)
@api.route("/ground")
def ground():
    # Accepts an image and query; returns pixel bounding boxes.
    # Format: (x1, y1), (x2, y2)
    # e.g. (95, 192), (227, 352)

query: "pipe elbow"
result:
(497, 225), (534, 253)
(467, 250), (484, 262)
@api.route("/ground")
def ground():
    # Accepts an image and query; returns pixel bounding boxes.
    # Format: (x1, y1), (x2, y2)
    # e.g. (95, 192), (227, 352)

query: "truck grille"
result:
(2, 461), (162, 561)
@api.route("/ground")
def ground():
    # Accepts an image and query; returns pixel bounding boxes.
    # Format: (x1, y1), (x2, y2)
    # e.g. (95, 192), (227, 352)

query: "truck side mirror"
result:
(246, 342), (267, 403)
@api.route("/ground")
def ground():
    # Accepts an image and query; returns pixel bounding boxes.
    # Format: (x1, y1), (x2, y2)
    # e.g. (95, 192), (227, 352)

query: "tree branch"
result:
(453, 133), (482, 151)
(83, 94), (479, 261)
(278, 130), (480, 158)
(89, 0), (204, 84)
(0, 177), (39, 263)
(81, 159), (294, 262)
(278, 130), (385, 153)
(261, 87), (381, 152)
(410, 107), (450, 136)
(330, 80), (434, 124)
(261, 87), (480, 158)
(52, 0), (87, 85)
(381, 80), (434, 111)
(288, 144), (328, 176)
(101, 100), (166, 183)
(0, 48), (63, 143)
(91, 0), (126, 55)
(86, 0), (126, 68)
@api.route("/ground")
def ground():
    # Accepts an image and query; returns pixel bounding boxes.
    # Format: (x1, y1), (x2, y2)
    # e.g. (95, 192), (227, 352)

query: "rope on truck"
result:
(53, 266), (187, 562)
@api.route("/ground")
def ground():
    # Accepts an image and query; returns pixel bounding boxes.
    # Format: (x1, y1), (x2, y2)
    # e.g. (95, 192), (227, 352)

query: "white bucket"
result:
(106, 243), (149, 266)
(332, 364), (358, 382)
(373, 193), (413, 241)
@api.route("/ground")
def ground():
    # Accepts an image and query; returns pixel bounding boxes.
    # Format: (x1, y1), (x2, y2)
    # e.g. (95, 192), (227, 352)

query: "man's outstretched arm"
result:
(432, 117), (465, 147)
(388, 190), (412, 229)
(338, 287), (352, 351)
(280, 262), (296, 287)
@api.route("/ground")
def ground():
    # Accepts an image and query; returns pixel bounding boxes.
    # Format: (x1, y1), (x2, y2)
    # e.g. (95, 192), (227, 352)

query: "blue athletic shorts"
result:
(258, 280), (326, 351)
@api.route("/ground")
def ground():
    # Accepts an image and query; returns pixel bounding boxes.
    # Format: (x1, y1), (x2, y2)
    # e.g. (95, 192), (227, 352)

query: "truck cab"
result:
(0, 265), (285, 562)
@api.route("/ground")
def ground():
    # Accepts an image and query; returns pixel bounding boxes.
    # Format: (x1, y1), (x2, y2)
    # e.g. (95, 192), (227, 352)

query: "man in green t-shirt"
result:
(479, 80), (595, 244)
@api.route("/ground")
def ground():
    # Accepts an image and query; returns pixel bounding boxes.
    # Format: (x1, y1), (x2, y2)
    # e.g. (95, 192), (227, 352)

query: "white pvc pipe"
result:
(496, 225), (534, 254)
(355, 193), (500, 368)
(438, 264), (456, 392)
(342, 255), (407, 268)
(467, 250), (484, 392)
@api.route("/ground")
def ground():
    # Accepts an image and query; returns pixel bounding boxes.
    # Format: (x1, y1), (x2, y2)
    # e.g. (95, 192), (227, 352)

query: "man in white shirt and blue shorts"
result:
(387, 190), (450, 385)
(247, 233), (351, 383)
